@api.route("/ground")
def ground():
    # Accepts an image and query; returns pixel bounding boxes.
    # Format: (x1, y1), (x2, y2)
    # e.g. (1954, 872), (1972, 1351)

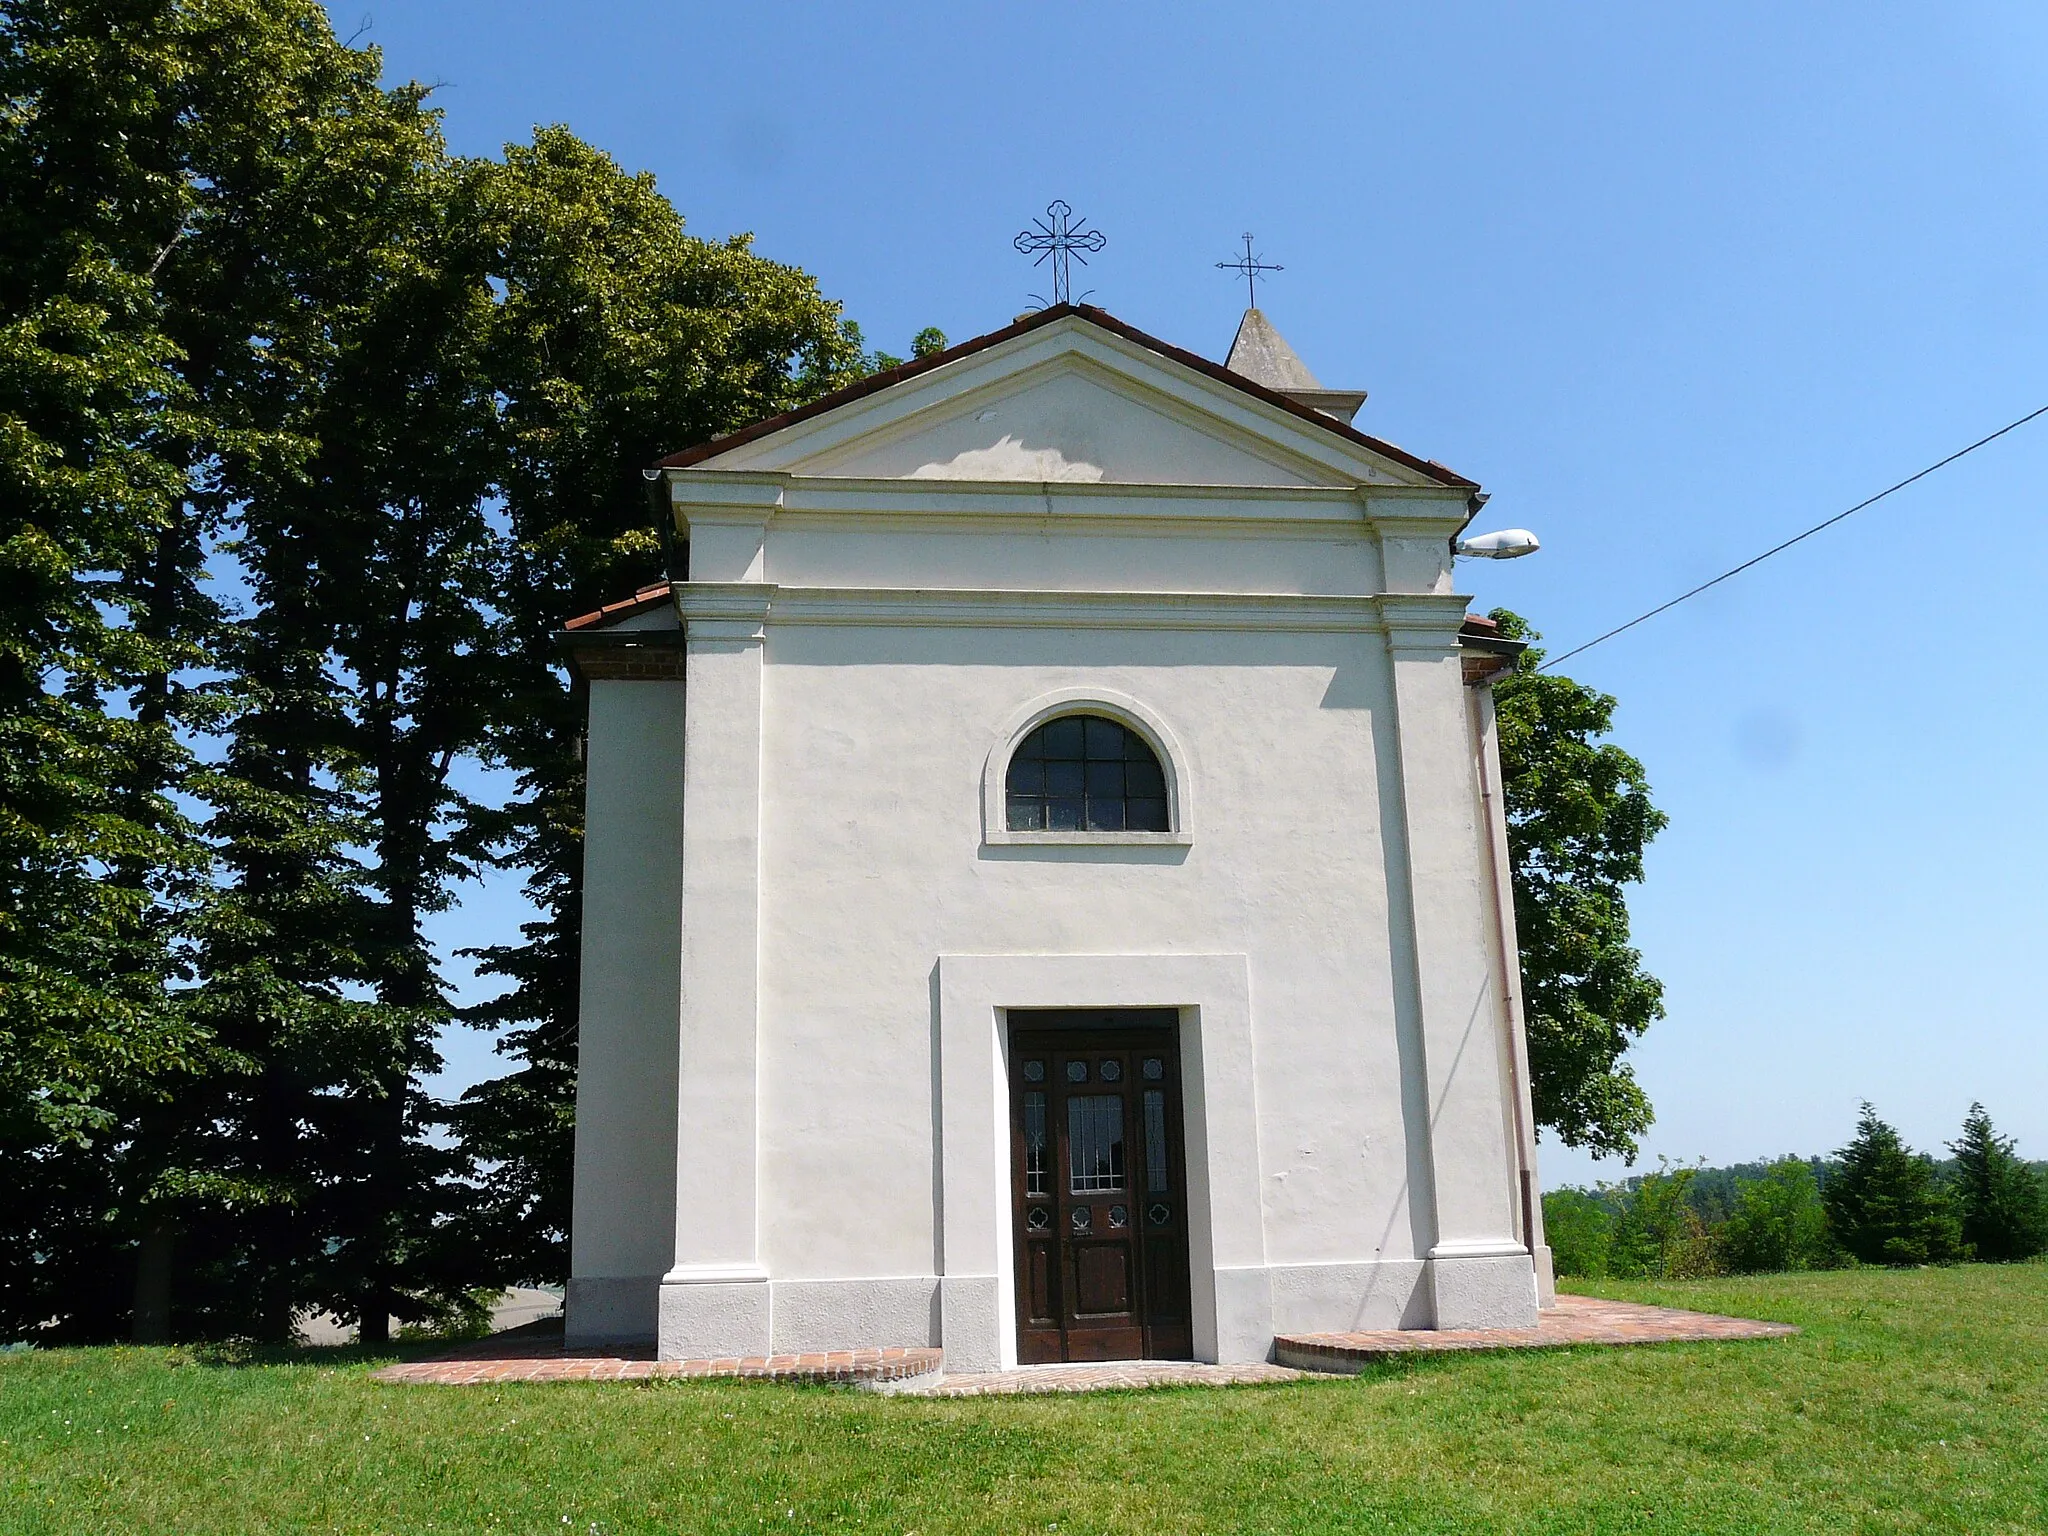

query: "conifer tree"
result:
(1824, 1103), (1962, 1266)
(1948, 1103), (2048, 1263)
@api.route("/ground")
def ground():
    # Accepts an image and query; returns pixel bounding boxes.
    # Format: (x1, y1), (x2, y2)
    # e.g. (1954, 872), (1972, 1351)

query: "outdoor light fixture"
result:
(1455, 528), (1542, 559)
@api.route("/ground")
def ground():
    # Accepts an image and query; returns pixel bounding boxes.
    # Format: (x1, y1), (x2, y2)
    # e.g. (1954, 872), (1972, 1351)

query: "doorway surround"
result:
(933, 952), (1266, 1371)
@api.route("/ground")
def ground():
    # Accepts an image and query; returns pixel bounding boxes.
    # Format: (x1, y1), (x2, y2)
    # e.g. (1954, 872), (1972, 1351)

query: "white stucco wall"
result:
(566, 671), (685, 1345)
(568, 317), (1540, 1361)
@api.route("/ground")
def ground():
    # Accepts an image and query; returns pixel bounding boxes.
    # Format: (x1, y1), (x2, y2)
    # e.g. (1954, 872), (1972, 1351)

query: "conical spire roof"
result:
(1225, 309), (1324, 391)
(1223, 309), (1366, 424)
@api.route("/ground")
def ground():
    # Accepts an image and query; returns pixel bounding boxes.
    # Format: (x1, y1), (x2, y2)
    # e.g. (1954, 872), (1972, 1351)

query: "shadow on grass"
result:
(95, 1315), (570, 1373)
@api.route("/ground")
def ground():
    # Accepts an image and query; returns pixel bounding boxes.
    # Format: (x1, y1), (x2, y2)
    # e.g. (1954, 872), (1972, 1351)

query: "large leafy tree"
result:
(1, 0), (875, 1338)
(0, 0), (504, 1342)
(0, 0), (244, 1340)
(142, 0), (479, 1347)
(1489, 610), (1667, 1160)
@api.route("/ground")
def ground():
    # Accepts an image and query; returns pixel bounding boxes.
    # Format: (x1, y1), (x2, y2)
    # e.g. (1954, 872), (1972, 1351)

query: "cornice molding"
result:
(662, 582), (1483, 636)
(677, 581), (775, 642)
(762, 585), (1389, 632)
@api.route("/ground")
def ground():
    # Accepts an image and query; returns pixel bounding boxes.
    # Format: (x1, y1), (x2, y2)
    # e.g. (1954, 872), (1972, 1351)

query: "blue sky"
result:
(358, 2), (2048, 1186)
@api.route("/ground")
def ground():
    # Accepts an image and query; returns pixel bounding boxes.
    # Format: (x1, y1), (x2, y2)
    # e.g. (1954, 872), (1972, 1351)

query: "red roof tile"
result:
(563, 581), (674, 632)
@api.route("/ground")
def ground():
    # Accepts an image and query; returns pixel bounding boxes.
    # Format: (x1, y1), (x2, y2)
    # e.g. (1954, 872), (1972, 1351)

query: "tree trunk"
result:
(132, 1216), (174, 1343)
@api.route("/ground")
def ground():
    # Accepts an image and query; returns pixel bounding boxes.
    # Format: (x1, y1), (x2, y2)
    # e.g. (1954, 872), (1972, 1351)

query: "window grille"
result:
(1005, 715), (1168, 833)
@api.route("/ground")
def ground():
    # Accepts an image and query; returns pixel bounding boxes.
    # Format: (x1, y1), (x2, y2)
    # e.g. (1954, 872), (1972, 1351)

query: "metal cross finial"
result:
(1014, 200), (1106, 307)
(1217, 232), (1283, 309)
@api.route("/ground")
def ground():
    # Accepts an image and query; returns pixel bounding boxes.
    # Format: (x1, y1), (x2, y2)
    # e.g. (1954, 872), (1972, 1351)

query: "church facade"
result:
(560, 303), (1553, 1370)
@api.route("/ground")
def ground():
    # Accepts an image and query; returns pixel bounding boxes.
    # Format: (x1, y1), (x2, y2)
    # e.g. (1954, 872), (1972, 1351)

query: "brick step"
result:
(1276, 1294), (1796, 1374)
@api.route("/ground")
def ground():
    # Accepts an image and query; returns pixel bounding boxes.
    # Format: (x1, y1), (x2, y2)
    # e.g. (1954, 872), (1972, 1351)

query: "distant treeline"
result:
(1544, 1103), (2048, 1279)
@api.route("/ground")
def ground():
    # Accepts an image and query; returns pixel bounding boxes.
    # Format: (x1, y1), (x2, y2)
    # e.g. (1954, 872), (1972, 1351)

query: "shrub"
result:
(1608, 1162), (1718, 1279)
(1542, 1188), (1616, 1278)
(1720, 1158), (1839, 1273)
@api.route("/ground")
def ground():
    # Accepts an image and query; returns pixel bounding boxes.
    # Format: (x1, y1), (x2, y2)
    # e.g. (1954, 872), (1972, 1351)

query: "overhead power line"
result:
(1540, 403), (2048, 671)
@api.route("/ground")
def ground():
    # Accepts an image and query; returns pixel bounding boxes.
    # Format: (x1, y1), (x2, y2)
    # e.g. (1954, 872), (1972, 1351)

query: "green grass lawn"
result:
(3, 1264), (2044, 1535)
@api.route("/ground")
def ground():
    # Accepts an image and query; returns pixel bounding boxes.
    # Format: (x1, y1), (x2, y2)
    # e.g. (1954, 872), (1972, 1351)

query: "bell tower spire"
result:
(1223, 307), (1369, 425)
(1215, 234), (1368, 424)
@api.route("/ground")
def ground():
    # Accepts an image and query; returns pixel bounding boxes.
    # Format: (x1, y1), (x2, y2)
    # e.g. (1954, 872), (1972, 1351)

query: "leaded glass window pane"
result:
(1145, 1090), (1168, 1193)
(1002, 714), (1172, 837)
(1041, 717), (1085, 758)
(1069, 1095), (1125, 1193)
(1025, 1092), (1048, 1197)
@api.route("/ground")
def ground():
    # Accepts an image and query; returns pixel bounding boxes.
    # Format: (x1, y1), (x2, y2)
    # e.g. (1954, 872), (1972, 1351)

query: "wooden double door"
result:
(1008, 1010), (1194, 1363)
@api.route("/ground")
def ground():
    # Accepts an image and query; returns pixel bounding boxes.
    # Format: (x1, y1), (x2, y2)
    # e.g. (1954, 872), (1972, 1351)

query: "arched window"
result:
(1005, 715), (1169, 833)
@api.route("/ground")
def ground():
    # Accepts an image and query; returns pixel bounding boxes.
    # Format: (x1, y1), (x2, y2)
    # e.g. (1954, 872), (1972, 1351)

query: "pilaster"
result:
(659, 582), (777, 1359)
(1379, 593), (1538, 1328)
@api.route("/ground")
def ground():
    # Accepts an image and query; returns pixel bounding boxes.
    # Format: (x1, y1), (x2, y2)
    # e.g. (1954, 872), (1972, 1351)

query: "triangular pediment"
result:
(679, 311), (1459, 490)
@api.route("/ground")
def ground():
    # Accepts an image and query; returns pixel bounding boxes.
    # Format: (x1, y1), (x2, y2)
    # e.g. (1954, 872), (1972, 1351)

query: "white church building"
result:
(560, 302), (1553, 1370)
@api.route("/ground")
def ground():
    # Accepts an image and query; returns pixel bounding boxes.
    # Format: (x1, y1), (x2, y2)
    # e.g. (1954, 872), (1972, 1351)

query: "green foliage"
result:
(1949, 1103), (2048, 1263)
(0, 0), (216, 1161)
(1489, 610), (1667, 1160)
(0, 0), (868, 1337)
(1606, 1161), (1718, 1279)
(854, 323), (949, 374)
(1824, 1103), (1962, 1267)
(1540, 1188), (1614, 1278)
(1719, 1158), (1839, 1274)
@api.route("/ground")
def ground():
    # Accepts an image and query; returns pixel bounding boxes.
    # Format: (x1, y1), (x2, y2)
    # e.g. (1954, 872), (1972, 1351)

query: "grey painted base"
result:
(565, 1275), (660, 1348)
(938, 1276), (1003, 1373)
(658, 1278), (772, 1360)
(770, 1278), (940, 1356)
(1533, 1245), (1557, 1309)
(1209, 1266), (1278, 1363)
(1269, 1260), (1433, 1333)
(614, 1255), (1542, 1363)
(1428, 1253), (1540, 1329)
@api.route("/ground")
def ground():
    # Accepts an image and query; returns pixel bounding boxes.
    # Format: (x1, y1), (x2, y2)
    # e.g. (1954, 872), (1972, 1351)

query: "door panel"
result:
(1008, 1012), (1194, 1363)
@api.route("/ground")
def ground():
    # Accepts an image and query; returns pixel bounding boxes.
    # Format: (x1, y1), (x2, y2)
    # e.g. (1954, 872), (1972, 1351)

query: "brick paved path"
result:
(372, 1344), (941, 1386)
(1274, 1292), (1796, 1373)
(373, 1293), (1793, 1389)
(880, 1360), (1304, 1395)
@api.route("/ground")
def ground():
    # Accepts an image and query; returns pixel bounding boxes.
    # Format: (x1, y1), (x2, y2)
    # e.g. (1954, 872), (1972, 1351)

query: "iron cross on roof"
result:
(1217, 232), (1283, 308)
(1014, 200), (1106, 307)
